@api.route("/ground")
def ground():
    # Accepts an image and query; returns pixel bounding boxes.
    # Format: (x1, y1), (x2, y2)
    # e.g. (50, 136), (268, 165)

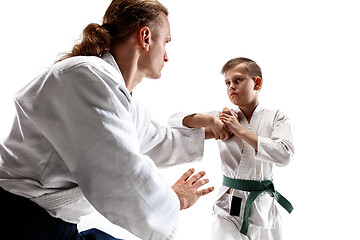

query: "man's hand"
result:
(171, 168), (214, 210)
(183, 114), (231, 141)
(208, 115), (232, 141)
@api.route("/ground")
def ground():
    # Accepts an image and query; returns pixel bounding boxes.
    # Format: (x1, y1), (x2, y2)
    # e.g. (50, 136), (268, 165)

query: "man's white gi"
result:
(0, 52), (205, 240)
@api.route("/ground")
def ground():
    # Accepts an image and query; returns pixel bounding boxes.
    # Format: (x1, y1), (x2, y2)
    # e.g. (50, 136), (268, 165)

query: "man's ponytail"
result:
(57, 23), (111, 62)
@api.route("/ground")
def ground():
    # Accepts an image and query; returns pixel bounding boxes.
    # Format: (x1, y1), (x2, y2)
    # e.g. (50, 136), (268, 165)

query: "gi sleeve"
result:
(139, 111), (205, 168)
(19, 63), (180, 240)
(255, 110), (295, 167)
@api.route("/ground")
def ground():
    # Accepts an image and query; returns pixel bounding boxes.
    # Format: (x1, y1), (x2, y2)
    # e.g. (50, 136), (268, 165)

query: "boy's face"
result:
(224, 63), (261, 108)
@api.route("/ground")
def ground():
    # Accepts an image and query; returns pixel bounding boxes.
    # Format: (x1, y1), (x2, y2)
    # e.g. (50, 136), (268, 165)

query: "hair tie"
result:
(102, 23), (116, 34)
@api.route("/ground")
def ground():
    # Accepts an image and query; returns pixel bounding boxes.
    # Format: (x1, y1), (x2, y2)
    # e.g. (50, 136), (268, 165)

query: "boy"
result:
(173, 57), (295, 239)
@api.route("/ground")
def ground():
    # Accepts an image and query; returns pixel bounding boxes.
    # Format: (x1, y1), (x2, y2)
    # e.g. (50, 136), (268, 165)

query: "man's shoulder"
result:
(52, 55), (108, 74)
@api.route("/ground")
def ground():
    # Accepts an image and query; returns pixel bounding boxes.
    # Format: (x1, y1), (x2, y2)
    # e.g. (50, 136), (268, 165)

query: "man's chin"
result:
(146, 72), (161, 79)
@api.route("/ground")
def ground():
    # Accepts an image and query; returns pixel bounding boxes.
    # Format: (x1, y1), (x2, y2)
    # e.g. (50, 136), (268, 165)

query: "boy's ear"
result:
(138, 26), (151, 51)
(254, 77), (262, 90)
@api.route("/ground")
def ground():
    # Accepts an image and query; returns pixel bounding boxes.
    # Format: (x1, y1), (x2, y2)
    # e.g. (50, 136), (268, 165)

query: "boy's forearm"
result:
(237, 128), (258, 150)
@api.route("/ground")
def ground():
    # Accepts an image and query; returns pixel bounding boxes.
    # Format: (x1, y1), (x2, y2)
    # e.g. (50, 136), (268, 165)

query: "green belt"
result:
(223, 175), (293, 235)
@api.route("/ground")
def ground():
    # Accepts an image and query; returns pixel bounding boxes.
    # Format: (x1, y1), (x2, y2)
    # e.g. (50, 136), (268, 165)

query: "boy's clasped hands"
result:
(207, 107), (243, 141)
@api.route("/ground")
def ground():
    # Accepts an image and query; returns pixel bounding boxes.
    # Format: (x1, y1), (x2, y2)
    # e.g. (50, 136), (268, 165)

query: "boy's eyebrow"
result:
(224, 74), (245, 81)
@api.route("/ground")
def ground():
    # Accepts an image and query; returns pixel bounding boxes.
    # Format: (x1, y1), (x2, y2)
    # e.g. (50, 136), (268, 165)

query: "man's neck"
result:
(110, 38), (145, 93)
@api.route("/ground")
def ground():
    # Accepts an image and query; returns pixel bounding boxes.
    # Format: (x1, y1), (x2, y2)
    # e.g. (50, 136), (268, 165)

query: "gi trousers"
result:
(210, 215), (282, 240)
(0, 187), (122, 240)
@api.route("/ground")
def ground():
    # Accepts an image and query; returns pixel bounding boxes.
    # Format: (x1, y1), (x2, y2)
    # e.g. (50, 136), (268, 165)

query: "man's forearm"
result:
(182, 114), (215, 128)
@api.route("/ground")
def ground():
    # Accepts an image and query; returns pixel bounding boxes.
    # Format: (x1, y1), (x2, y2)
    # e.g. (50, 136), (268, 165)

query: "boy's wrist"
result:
(234, 126), (246, 137)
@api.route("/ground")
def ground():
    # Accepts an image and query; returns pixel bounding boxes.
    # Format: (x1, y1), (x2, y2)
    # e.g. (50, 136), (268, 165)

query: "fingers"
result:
(173, 168), (214, 210)
(219, 133), (227, 141)
(230, 110), (238, 119)
(178, 168), (195, 182)
(219, 114), (231, 124)
(222, 107), (231, 114)
(193, 178), (209, 189)
(190, 171), (214, 196)
(221, 108), (237, 118)
(188, 171), (205, 184)
(219, 112), (231, 118)
(213, 129), (232, 141)
(197, 186), (215, 196)
(222, 131), (231, 141)
(219, 114), (229, 123)
(214, 132), (228, 140)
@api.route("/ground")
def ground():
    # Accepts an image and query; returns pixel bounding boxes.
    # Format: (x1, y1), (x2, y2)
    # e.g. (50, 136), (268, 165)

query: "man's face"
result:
(143, 12), (171, 79)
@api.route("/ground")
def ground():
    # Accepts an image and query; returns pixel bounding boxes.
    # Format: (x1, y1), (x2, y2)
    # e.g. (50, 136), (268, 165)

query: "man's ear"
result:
(254, 77), (262, 90)
(138, 26), (151, 51)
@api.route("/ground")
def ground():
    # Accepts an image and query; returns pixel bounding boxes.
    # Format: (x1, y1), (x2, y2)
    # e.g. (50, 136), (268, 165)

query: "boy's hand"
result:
(171, 168), (214, 210)
(221, 107), (238, 118)
(219, 108), (244, 137)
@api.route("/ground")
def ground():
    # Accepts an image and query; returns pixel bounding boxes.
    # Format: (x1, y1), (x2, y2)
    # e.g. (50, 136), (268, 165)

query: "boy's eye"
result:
(225, 81), (230, 86)
(236, 78), (243, 82)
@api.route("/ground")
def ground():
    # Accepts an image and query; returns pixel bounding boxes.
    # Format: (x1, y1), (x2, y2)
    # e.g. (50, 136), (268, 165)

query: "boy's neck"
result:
(239, 102), (258, 123)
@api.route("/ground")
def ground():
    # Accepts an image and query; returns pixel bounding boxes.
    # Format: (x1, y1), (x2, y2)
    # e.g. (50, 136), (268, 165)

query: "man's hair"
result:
(57, 0), (168, 62)
(221, 57), (262, 80)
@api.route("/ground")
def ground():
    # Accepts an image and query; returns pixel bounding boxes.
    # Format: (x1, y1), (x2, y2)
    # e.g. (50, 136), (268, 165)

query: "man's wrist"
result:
(206, 115), (217, 127)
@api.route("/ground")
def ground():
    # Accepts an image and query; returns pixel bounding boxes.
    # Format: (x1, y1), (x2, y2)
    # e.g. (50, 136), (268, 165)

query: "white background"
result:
(1, 0), (359, 239)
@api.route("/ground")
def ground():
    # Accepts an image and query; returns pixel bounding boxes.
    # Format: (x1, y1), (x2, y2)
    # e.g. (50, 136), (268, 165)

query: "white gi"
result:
(171, 106), (294, 240)
(0, 52), (205, 240)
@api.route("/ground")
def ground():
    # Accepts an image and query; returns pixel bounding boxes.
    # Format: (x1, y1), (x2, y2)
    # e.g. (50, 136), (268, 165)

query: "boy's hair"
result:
(221, 57), (262, 80)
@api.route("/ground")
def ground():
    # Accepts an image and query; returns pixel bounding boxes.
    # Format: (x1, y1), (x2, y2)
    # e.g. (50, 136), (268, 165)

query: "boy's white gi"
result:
(0, 52), (205, 240)
(171, 106), (294, 240)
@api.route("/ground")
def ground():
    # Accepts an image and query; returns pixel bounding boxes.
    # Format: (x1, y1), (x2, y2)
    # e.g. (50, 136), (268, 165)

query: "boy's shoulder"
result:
(259, 105), (285, 114)
(257, 106), (290, 121)
(261, 108), (291, 126)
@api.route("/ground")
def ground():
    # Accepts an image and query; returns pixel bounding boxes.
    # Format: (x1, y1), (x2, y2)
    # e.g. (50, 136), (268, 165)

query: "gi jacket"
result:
(213, 106), (294, 230)
(0, 52), (205, 240)
(170, 106), (294, 231)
